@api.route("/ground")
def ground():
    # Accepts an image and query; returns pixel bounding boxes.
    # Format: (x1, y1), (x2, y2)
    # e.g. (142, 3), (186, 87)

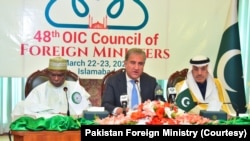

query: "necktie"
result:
(131, 80), (138, 109)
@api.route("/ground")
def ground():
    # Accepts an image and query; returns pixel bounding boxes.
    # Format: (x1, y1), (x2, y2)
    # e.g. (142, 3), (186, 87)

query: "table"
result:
(11, 130), (80, 141)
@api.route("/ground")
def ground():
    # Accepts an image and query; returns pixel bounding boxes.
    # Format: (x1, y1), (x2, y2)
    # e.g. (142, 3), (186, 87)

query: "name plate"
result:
(200, 110), (227, 120)
(83, 110), (109, 120)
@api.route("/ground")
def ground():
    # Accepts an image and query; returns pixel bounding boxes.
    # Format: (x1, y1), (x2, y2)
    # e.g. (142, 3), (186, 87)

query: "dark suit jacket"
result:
(101, 70), (164, 114)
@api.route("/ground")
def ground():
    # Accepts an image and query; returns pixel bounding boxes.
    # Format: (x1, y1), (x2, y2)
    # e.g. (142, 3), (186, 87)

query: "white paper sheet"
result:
(206, 100), (222, 111)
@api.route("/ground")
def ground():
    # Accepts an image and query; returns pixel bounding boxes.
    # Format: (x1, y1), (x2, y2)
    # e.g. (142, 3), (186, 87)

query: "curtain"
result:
(239, 0), (250, 104)
(0, 77), (26, 134)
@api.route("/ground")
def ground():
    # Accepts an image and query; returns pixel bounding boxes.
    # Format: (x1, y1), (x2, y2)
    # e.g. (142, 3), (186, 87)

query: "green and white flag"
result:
(213, 0), (246, 113)
(69, 80), (90, 115)
(175, 89), (196, 112)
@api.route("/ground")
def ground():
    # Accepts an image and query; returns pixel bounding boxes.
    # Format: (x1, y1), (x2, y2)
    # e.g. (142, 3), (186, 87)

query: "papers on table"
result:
(86, 106), (105, 112)
(206, 100), (222, 111)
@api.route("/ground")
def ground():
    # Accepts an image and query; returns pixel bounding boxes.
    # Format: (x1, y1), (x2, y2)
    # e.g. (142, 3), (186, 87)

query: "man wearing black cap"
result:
(174, 55), (235, 116)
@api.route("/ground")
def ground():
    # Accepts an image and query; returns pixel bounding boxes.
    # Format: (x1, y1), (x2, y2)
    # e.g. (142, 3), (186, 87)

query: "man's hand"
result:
(115, 107), (129, 115)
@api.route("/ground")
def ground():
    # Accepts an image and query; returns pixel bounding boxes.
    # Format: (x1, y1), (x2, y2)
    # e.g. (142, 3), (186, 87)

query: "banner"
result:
(0, 0), (236, 80)
(213, 0), (246, 113)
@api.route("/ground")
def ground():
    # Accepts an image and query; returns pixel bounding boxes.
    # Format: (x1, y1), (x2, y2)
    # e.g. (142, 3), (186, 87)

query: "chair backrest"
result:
(167, 68), (188, 88)
(101, 68), (125, 96)
(25, 68), (81, 97)
(166, 68), (188, 101)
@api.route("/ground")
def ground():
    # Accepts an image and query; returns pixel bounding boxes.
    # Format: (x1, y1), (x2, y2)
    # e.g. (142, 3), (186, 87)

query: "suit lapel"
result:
(117, 71), (127, 95)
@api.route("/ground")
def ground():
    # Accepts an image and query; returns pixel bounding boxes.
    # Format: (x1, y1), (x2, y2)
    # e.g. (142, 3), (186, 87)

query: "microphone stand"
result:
(134, 80), (141, 109)
(122, 102), (127, 116)
(224, 102), (239, 117)
(195, 102), (239, 117)
(120, 94), (128, 116)
(63, 87), (70, 116)
(167, 87), (176, 104)
(135, 80), (141, 96)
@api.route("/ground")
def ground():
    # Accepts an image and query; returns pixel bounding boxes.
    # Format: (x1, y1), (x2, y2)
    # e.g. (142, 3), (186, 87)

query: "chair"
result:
(167, 68), (188, 88)
(25, 68), (81, 97)
(101, 68), (125, 96)
(166, 68), (188, 102)
(80, 79), (102, 106)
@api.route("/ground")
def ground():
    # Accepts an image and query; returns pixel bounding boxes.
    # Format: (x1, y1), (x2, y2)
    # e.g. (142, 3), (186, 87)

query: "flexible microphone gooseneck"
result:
(63, 87), (70, 116)
(135, 80), (141, 97)
(135, 79), (140, 90)
(225, 102), (239, 117)
(195, 102), (239, 117)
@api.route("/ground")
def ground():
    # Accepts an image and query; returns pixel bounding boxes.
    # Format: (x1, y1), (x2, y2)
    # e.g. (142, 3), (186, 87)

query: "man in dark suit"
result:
(101, 48), (165, 115)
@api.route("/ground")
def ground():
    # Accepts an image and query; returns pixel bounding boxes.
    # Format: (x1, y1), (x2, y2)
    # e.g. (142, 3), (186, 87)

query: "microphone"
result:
(120, 94), (128, 115)
(63, 87), (70, 116)
(195, 101), (239, 117)
(167, 87), (176, 104)
(155, 85), (165, 102)
(135, 80), (141, 94)
(223, 102), (239, 117)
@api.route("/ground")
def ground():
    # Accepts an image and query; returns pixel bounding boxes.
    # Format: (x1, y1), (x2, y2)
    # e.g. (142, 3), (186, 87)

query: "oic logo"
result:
(71, 92), (82, 104)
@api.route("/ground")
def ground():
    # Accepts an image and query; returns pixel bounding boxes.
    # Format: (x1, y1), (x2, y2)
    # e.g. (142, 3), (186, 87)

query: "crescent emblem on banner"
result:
(217, 49), (240, 92)
(181, 97), (190, 107)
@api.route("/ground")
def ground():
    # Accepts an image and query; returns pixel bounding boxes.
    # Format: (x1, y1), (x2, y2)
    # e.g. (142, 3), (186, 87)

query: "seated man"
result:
(175, 55), (236, 116)
(12, 57), (91, 120)
(101, 48), (165, 115)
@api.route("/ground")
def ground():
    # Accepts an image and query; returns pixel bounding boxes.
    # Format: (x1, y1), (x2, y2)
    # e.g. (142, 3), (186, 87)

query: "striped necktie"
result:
(131, 80), (138, 109)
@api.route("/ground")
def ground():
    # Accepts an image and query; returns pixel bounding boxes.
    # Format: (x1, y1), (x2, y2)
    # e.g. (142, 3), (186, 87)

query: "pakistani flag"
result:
(213, 0), (246, 113)
(175, 89), (196, 112)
